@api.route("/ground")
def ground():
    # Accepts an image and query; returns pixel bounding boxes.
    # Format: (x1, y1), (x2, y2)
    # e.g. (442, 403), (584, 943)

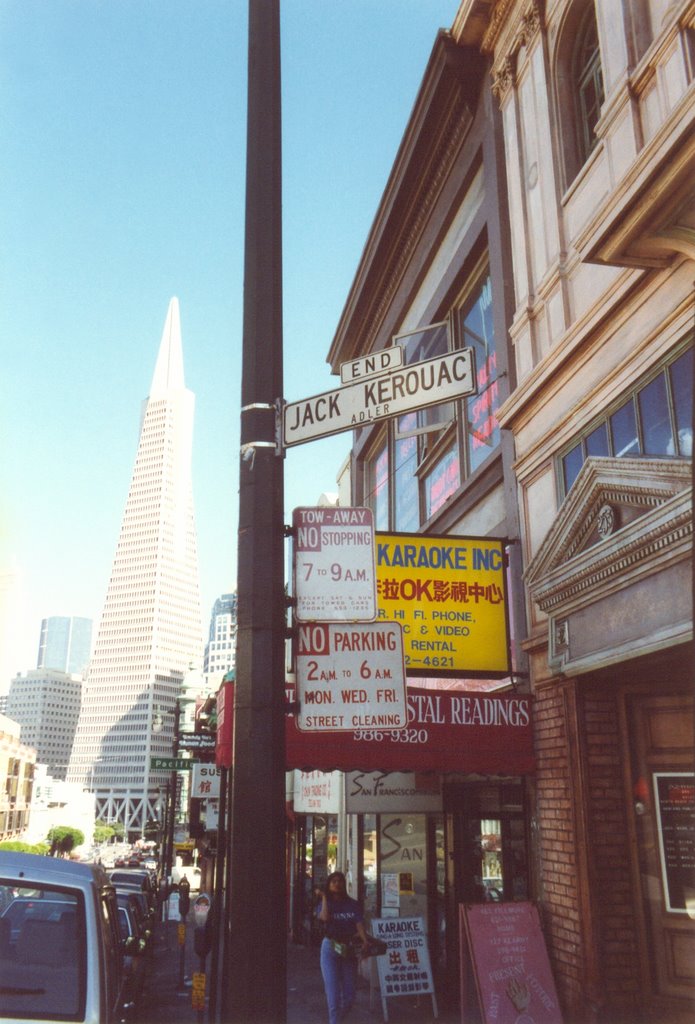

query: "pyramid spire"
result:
(67, 297), (203, 835)
(150, 296), (184, 395)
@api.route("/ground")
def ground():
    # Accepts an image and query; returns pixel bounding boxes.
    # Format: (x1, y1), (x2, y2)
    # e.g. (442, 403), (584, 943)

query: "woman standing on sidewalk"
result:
(315, 871), (369, 1024)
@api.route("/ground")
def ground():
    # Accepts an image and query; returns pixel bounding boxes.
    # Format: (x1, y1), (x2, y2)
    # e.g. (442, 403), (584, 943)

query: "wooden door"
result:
(629, 693), (695, 1016)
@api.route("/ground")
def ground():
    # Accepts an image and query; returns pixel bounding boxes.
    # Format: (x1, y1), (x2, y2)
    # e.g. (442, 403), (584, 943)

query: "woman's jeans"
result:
(320, 937), (357, 1024)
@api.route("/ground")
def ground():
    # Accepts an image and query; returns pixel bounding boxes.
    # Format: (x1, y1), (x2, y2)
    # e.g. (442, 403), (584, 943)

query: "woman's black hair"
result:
(324, 871), (348, 896)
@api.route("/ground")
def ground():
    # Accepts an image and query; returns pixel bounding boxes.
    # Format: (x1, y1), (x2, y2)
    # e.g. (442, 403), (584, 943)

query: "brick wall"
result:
(534, 680), (643, 1022)
(582, 689), (641, 1019)
(533, 682), (584, 1015)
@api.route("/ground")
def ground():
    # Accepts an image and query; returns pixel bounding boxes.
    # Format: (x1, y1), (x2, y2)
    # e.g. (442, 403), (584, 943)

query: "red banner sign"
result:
(215, 680), (235, 768)
(286, 686), (534, 775)
(217, 683), (534, 775)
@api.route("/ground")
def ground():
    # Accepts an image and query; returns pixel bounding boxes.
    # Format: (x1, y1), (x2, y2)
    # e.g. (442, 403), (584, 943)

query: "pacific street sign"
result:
(150, 756), (192, 771)
(282, 348), (475, 448)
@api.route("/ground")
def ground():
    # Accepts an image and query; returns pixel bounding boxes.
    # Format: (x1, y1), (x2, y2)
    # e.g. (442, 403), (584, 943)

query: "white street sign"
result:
(296, 622), (407, 732)
(190, 763), (222, 799)
(283, 348), (475, 447)
(340, 345), (404, 384)
(293, 506), (377, 622)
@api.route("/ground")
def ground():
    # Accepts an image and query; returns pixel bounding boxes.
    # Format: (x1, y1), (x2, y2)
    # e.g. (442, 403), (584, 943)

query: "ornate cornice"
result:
(486, 0), (544, 101)
(491, 55), (516, 101)
(481, 0), (517, 54)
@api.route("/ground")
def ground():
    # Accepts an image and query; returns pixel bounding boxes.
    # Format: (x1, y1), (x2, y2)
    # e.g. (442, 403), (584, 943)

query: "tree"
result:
(94, 819), (125, 843)
(46, 826), (85, 858)
(0, 840), (49, 855)
(93, 824), (114, 844)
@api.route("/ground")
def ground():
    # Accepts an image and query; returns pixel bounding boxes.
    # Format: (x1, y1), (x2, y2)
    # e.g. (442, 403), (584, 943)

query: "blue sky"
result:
(0, 0), (460, 680)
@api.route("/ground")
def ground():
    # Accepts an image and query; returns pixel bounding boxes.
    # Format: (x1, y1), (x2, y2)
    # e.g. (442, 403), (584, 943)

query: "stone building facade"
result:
(454, 1), (694, 1020)
(323, 1), (693, 1020)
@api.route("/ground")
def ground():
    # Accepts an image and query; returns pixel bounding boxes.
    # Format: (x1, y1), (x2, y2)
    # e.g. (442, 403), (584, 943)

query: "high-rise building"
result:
(67, 298), (204, 834)
(6, 669), (82, 780)
(203, 592), (237, 690)
(0, 713), (35, 843)
(37, 616), (93, 675)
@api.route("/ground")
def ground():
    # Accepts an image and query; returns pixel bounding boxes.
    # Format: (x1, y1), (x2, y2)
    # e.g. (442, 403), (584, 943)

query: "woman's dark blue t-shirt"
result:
(318, 896), (364, 941)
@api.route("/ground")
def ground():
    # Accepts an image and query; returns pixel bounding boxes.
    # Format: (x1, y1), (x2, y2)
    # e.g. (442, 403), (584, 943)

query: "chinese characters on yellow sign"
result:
(375, 533), (510, 676)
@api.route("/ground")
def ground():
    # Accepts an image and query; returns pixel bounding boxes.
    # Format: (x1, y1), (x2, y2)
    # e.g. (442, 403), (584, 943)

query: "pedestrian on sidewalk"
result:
(315, 871), (369, 1024)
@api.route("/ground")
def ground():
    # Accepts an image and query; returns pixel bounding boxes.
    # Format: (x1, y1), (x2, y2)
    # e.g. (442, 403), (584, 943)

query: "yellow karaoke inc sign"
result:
(375, 532), (510, 676)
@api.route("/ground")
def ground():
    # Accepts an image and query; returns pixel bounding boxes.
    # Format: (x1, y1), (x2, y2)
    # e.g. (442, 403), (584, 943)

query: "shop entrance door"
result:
(444, 782), (529, 905)
(442, 781), (529, 1010)
(629, 692), (695, 1017)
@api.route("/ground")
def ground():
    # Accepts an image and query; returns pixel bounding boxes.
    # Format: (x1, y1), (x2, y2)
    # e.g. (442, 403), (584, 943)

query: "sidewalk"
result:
(139, 914), (457, 1024)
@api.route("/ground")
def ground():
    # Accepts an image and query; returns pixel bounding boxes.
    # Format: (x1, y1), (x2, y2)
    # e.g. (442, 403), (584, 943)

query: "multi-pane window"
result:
(560, 347), (693, 496)
(574, 6), (605, 165)
(362, 269), (501, 529)
(393, 320), (454, 530)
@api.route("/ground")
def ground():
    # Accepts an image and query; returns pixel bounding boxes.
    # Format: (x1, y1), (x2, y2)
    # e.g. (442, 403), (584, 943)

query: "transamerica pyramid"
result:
(68, 298), (204, 835)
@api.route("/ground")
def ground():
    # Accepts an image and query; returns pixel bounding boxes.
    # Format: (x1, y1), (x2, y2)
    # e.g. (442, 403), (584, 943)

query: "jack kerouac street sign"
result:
(282, 348), (475, 448)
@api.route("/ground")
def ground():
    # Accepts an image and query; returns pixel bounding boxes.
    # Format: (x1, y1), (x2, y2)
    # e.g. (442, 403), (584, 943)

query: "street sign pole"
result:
(164, 699), (181, 889)
(223, 2), (286, 1022)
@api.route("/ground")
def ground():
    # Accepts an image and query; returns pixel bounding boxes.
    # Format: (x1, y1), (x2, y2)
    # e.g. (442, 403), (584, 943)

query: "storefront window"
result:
(462, 275), (500, 473)
(394, 423), (419, 531)
(357, 267), (507, 527)
(380, 814), (429, 921)
(481, 819), (503, 900)
(367, 439), (389, 529)
(362, 814), (378, 920)
(424, 445), (460, 519)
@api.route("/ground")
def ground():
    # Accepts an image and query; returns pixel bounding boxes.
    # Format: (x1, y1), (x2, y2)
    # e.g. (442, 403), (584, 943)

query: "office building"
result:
(6, 669), (82, 781)
(0, 713), (35, 842)
(203, 592), (237, 690)
(67, 298), (204, 835)
(36, 616), (93, 675)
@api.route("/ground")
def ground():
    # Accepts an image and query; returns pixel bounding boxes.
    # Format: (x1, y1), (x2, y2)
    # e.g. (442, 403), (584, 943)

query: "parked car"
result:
(111, 884), (156, 935)
(116, 901), (149, 1012)
(109, 869), (158, 919)
(0, 851), (127, 1023)
(110, 868), (157, 902)
(115, 890), (153, 955)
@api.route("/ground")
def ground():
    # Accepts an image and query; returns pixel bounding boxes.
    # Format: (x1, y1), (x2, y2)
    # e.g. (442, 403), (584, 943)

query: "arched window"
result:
(574, 7), (605, 165)
(554, 1), (605, 186)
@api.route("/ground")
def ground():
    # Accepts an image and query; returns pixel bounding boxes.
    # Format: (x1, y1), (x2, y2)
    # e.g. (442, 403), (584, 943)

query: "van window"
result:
(0, 882), (86, 1020)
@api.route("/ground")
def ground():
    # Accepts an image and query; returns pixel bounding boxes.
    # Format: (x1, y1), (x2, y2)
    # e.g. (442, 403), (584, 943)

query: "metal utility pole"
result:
(164, 700), (181, 886)
(223, 1), (286, 1021)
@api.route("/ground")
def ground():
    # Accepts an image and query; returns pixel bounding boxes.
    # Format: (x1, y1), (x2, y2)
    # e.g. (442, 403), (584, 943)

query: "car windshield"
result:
(0, 881), (86, 1020)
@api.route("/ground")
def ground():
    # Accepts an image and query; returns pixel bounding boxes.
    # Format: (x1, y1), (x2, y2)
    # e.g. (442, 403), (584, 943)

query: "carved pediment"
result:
(525, 457), (692, 613)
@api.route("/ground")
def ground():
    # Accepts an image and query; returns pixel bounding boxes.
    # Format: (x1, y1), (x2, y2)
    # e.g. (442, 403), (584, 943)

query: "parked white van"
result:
(0, 852), (127, 1024)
